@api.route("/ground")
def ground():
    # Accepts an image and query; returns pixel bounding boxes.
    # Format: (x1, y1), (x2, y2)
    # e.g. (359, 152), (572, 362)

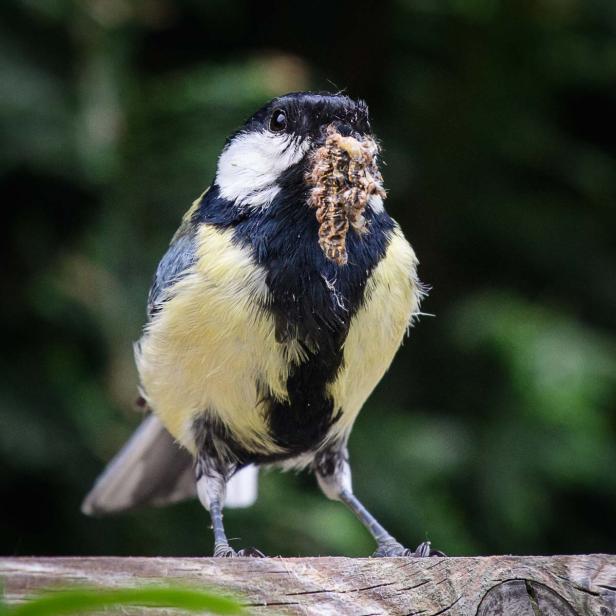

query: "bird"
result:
(82, 91), (441, 558)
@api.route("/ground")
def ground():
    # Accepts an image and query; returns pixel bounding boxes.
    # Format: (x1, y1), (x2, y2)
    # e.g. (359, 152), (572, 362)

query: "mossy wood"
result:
(1, 555), (614, 615)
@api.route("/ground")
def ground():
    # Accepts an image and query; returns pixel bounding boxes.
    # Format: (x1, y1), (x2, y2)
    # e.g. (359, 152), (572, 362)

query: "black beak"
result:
(335, 122), (354, 137)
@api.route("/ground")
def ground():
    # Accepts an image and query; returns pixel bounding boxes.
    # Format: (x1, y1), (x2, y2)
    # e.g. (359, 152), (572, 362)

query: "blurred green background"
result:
(1, 0), (615, 558)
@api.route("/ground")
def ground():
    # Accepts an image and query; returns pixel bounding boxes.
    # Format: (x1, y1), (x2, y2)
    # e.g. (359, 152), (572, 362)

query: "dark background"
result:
(1, 0), (615, 558)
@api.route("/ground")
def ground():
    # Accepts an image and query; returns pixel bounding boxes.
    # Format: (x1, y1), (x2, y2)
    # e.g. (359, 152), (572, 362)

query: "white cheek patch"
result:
(216, 131), (310, 209)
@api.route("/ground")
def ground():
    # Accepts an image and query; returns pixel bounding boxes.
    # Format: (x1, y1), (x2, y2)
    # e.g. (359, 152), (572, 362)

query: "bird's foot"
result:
(214, 543), (265, 558)
(237, 547), (266, 557)
(372, 540), (445, 558)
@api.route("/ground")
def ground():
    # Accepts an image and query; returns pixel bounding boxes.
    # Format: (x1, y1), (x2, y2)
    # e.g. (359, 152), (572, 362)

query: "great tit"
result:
(83, 92), (440, 558)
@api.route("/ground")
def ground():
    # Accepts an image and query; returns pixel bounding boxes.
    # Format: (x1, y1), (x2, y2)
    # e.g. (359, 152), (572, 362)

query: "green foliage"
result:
(0, 586), (242, 615)
(1, 0), (614, 558)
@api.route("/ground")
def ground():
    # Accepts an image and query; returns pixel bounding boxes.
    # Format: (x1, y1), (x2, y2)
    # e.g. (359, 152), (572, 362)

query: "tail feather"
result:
(82, 414), (195, 516)
(82, 414), (259, 515)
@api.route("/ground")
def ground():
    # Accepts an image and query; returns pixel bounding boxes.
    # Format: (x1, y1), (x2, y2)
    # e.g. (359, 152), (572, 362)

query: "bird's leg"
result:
(314, 443), (444, 557)
(210, 499), (233, 556)
(195, 445), (264, 558)
(195, 457), (236, 557)
(193, 416), (265, 557)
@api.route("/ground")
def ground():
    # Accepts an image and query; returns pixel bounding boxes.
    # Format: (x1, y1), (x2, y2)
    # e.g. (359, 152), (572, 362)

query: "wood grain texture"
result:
(1, 555), (614, 615)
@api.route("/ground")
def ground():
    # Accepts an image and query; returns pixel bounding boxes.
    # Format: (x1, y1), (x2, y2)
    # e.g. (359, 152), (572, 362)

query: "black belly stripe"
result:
(193, 175), (395, 460)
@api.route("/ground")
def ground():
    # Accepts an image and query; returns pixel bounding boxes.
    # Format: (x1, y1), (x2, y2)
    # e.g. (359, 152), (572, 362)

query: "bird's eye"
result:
(269, 109), (287, 132)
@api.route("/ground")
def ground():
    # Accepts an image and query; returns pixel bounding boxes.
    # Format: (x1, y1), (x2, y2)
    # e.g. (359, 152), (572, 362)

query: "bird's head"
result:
(214, 92), (386, 265)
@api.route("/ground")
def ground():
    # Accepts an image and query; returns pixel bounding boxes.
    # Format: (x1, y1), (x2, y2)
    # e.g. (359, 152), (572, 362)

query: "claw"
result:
(214, 544), (237, 558)
(408, 541), (446, 557)
(214, 544), (265, 558)
(373, 540), (445, 558)
(237, 547), (266, 558)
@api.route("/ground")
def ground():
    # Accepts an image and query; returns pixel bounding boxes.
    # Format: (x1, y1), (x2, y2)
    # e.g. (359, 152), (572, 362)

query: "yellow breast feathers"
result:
(327, 226), (420, 443)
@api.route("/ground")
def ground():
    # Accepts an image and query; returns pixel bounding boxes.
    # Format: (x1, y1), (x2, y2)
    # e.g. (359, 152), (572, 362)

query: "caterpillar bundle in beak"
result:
(306, 125), (386, 265)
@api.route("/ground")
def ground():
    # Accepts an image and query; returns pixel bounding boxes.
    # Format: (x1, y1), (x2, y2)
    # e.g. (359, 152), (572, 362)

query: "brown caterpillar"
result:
(306, 125), (386, 265)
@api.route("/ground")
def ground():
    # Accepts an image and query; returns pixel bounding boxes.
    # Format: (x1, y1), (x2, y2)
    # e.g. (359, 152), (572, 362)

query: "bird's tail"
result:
(82, 414), (257, 515)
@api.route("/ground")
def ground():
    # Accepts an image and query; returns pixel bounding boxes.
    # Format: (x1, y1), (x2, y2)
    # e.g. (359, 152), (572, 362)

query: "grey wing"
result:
(147, 228), (197, 318)
(147, 190), (211, 316)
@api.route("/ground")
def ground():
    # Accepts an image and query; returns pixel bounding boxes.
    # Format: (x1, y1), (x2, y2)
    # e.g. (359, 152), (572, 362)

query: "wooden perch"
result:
(1, 555), (614, 615)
